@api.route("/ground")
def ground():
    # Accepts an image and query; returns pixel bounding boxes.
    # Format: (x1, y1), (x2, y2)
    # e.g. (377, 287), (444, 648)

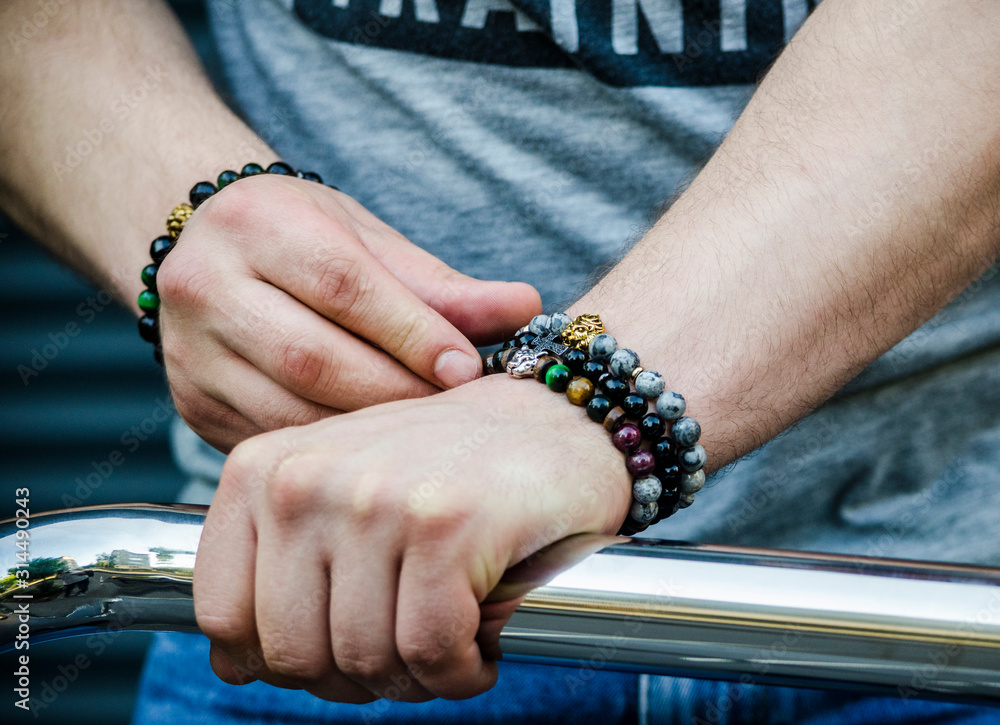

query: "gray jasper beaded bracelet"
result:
(483, 312), (706, 536)
(136, 162), (331, 364)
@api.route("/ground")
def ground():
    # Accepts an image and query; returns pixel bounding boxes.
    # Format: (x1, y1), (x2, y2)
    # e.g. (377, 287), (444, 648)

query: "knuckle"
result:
(262, 645), (326, 682)
(172, 386), (232, 432)
(197, 177), (269, 233)
(275, 334), (339, 394)
(157, 246), (216, 310)
(313, 255), (369, 315)
(336, 651), (396, 683)
(265, 454), (324, 519)
(397, 634), (449, 673)
(380, 309), (432, 355)
(195, 607), (251, 650)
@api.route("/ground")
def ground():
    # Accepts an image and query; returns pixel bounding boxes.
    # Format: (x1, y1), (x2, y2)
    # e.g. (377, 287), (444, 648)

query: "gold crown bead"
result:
(558, 313), (605, 350)
(166, 203), (194, 240)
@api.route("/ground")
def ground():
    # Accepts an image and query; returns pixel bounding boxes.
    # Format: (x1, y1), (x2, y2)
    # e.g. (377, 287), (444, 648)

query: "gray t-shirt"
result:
(177, 0), (1000, 565)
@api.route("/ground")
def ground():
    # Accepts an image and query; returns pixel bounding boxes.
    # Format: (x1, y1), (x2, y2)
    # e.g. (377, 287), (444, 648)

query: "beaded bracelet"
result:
(483, 313), (706, 536)
(136, 162), (332, 364)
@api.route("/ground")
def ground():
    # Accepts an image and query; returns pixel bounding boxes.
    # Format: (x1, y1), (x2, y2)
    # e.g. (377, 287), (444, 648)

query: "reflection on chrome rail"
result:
(2, 505), (1000, 705)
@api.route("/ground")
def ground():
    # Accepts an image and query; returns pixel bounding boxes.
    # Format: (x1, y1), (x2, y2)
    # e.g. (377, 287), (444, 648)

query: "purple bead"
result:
(612, 424), (642, 452)
(626, 450), (656, 477)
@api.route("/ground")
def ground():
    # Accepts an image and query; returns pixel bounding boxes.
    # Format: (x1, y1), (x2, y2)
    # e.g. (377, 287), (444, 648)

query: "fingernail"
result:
(434, 349), (480, 388)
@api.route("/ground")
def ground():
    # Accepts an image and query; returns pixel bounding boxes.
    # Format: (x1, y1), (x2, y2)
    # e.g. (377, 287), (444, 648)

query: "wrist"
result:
(469, 372), (633, 535)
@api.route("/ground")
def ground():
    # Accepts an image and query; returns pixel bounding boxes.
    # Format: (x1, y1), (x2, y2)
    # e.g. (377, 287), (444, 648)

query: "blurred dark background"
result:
(1, 2), (223, 722)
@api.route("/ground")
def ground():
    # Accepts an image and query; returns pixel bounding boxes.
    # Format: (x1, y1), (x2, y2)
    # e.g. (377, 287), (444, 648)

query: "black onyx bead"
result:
(622, 394), (647, 418)
(150, 236), (174, 263)
(651, 438), (677, 464)
(563, 349), (587, 375)
(655, 488), (680, 522)
(137, 315), (159, 343)
(140, 263), (159, 292)
(189, 181), (216, 208)
(639, 413), (666, 441)
(514, 331), (537, 347)
(217, 169), (240, 189)
(657, 464), (681, 488)
(581, 360), (605, 383)
(266, 161), (294, 175)
(501, 337), (516, 350)
(300, 171), (323, 183)
(601, 377), (629, 406)
(241, 162), (264, 176)
(586, 395), (612, 423)
(618, 518), (648, 536)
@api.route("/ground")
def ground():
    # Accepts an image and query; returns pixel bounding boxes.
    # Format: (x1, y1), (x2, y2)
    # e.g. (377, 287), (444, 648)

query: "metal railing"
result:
(2, 504), (999, 705)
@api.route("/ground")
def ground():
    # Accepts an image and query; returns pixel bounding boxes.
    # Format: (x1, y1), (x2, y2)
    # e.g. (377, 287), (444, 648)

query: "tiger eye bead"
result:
(533, 355), (559, 382)
(498, 347), (517, 368)
(483, 351), (501, 375)
(566, 377), (595, 406)
(603, 406), (626, 433)
(545, 364), (572, 392)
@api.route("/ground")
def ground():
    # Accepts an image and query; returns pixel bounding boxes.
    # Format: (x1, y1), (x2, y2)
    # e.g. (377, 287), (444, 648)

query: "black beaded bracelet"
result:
(483, 313), (706, 536)
(137, 162), (332, 364)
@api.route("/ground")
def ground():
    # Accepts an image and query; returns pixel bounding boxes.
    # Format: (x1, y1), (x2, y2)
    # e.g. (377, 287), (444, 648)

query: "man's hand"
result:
(192, 373), (630, 701)
(158, 174), (540, 450)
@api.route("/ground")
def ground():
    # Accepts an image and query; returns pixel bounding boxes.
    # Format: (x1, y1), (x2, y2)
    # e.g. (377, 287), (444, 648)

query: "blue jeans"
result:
(132, 633), (999, 724)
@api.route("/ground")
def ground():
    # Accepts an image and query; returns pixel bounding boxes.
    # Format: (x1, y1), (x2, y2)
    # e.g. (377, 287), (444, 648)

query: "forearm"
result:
(0, 0), (277, 312)
(574, 0), (1000, 468)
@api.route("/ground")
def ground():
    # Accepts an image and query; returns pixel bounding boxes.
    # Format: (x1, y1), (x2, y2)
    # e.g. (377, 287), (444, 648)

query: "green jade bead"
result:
(545, 364), (572, 393)
(138, 289), (160, 312)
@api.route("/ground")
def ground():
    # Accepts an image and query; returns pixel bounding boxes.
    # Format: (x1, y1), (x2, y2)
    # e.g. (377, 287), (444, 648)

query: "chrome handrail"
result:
(2, 504), (1000, 704)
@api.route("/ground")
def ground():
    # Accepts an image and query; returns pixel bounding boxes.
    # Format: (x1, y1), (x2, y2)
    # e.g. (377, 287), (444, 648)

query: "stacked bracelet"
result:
(136, 162), (331, 364)
(483, 313), (706, 536)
